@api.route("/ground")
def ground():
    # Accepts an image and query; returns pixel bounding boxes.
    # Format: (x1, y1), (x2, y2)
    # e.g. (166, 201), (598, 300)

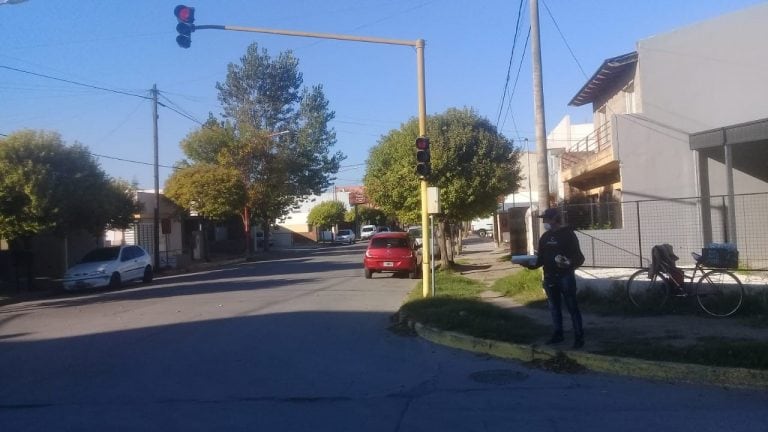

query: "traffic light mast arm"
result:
(193, 24), (419, 47)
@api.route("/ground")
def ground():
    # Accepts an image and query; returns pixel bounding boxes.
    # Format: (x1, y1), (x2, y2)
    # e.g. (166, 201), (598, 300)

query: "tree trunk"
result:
(242, 206), (252, 256)
(438, 218), (451, 269)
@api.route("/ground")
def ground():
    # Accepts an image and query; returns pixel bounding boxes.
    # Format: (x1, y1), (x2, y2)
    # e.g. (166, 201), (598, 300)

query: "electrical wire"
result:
(0, 64), (150, 100)
(541, 0), (588, 79)
(495, 0), (527, 130)
(499, 27), (531, 139)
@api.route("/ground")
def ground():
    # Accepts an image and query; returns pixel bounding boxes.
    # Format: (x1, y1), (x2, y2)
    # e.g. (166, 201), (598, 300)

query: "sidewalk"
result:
(423, 236), (768, 389)
(0, 247), (311, 307)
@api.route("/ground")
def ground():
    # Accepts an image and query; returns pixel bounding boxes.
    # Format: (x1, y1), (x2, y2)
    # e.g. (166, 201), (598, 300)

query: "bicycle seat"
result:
(691, 252), (702, 262)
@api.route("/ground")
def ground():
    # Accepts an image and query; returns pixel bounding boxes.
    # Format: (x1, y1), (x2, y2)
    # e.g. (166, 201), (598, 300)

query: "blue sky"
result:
(1, 0), (764, 189)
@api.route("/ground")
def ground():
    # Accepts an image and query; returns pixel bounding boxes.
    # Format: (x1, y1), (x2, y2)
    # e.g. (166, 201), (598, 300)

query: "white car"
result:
(360, 225), (377, 240)
(335, 229), (356, 244)
(62, 245), (153, 291)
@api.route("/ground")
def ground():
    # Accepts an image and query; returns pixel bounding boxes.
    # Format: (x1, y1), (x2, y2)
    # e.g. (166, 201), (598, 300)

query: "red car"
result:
(363, 232), (421, 279)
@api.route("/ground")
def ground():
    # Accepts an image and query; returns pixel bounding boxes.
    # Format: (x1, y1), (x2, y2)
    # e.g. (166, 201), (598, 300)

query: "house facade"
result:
(559, 3), (768, 268)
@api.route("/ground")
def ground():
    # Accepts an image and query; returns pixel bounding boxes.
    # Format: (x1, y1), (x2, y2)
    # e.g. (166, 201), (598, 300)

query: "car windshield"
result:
(338, 230), (351, 235)
(408, 228), (422, 237)
(80, 247), (121, 263)
(370, 237), (409, 248)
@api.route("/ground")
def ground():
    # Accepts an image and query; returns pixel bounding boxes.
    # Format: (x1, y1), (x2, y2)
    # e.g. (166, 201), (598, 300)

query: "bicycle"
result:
(626, 251), (744, 317)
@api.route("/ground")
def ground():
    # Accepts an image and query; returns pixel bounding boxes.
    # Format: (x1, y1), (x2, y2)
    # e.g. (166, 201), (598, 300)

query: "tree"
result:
(0, 130), (138, 244)
(164, 164), (245, 221)
(344, 206), (387, 226)
(307, 201), (346, 231)
(364, 108), (521, 267)
(169, 43), (344, 254)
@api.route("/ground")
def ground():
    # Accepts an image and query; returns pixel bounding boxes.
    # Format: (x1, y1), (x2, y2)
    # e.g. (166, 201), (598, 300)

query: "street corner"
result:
(413, 321), (768, 390)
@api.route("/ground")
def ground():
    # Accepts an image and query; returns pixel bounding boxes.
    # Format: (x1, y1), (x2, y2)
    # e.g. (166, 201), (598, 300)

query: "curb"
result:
(413, 322), (768, 390)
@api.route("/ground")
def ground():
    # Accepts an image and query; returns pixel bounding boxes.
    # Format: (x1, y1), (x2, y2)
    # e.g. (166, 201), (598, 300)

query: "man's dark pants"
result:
(543, 272), (583, 340)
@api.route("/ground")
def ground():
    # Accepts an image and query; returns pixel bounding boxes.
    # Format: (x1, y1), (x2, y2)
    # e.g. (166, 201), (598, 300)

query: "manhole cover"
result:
(469, 369), (529, 385)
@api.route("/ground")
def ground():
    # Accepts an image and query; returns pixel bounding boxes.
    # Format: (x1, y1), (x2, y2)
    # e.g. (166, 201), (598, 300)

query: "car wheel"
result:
(142, 265), (153, 283)
(478, 229), (487, 238)
(109, 272), (122, 289)
(364, 268), (372, 279)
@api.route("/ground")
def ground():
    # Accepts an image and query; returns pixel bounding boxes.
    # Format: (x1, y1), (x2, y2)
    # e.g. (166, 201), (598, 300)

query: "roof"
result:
(568, 52), (638, 107)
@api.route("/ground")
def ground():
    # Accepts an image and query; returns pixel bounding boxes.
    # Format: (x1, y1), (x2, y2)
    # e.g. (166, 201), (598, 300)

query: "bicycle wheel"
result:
(627, 269), (669, 312)
(696, 269), (744, 317)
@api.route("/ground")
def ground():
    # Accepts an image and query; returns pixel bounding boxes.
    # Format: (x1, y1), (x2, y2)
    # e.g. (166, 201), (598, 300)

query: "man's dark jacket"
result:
(533, 226), (585, 275)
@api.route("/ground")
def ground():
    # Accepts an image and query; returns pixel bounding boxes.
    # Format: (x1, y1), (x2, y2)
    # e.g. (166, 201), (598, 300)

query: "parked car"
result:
(360, 225), (377, 240)
(335, 229), (356, 244)
(407, 226), (423, 247)
(471, 217), (494, 238)
(62, 245), (153, 291)
(406, 225), (441, 259)
(376, 226), (392, 233)
(363, 232), (420, 279)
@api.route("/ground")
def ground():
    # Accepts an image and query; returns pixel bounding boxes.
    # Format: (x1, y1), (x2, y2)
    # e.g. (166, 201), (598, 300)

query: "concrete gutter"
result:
(413, 322), (768, 390)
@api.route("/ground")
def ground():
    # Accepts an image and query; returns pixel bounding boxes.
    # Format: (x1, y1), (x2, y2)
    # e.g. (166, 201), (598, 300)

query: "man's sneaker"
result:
(572, 338), (585, 349)
(545, 334), (564, 345)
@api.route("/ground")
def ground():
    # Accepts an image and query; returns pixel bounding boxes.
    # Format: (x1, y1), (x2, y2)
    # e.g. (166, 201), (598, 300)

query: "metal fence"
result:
(561, 192), (768, 270)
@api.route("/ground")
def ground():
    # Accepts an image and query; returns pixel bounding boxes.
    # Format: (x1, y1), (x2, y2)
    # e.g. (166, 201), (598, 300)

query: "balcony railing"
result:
(560, 120), (612, 171)
(569, 120), (612, 153)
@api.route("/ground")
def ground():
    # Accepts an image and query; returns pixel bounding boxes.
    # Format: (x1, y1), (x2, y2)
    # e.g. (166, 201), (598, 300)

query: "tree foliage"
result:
(364, 107), (521, 223)
(164, 163), (245, 221)
(167, 43), (345, 252)
(344, 206), (387, 225)
(307, 201), (346, 230)
(364, 108), (521, 265)
(0, 130), (138, 242)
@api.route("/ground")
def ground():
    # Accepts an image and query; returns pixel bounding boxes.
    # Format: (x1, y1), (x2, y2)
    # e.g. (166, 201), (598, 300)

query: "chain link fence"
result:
(561, 192), (768, 270)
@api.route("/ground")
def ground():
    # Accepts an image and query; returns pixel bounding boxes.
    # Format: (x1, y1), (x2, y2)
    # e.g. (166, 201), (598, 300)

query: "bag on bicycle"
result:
(650, 244), (684, 285)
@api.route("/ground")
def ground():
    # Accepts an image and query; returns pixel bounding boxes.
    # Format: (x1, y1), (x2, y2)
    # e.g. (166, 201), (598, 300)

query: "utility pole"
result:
(530, 0), (550, 215)
(151, 85), (161, 270)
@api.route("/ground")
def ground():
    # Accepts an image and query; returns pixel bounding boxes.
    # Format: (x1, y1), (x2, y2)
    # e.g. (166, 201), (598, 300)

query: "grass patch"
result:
(402, 267), (768, 371)
(491, 269), (547, 307)
(400, 270), (547, 344)
(597, 336), (768, 370)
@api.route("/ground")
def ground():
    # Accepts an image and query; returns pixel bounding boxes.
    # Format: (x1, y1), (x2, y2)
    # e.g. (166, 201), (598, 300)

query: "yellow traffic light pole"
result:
(190, 23), (432, 297)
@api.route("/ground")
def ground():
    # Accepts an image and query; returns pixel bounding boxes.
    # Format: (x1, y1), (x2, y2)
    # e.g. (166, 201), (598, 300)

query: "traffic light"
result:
(415, 136), (431, 178)
(174, 5), (195, 48)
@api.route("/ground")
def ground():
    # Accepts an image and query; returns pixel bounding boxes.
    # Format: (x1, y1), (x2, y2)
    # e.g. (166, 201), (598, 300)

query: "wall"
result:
(614, 114), (698, 201)
(638, 3), (768, 134)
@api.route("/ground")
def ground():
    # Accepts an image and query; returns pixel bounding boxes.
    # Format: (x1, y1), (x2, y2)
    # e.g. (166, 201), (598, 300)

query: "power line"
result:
(541, 0), (587, 78)
(158, 92), (205, 125)
(90, 152), (177, 170)
(1, 64), (206, 125)
(495, 0), (527, 130)
(499, 27), (531, 137)
(0, 64), (150, 100)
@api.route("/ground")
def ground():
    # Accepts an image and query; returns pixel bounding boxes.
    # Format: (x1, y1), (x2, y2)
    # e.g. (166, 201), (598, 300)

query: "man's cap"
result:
(538, 208), (560, 220)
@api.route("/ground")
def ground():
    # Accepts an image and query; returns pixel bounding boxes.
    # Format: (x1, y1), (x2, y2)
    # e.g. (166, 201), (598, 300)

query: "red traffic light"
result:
(415, 136), (429, 150)
(174, 5), (195, 23)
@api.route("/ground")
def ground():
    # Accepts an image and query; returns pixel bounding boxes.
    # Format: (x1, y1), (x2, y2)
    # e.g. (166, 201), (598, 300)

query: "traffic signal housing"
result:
(415, 136), (431, 178)
(174, 5), (195, 48)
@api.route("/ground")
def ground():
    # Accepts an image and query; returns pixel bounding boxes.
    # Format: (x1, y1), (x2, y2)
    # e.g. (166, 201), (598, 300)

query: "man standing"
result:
(524, 208), (585, 348)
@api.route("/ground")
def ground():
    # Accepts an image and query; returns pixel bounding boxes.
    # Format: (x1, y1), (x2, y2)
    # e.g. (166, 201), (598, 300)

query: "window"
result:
(370, 237), (409, 248)
(623, 81), (636, 114)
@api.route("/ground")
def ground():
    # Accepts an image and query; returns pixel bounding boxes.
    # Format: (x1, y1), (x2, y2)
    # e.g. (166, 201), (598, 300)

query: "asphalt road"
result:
(1, 243), (767, 431)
